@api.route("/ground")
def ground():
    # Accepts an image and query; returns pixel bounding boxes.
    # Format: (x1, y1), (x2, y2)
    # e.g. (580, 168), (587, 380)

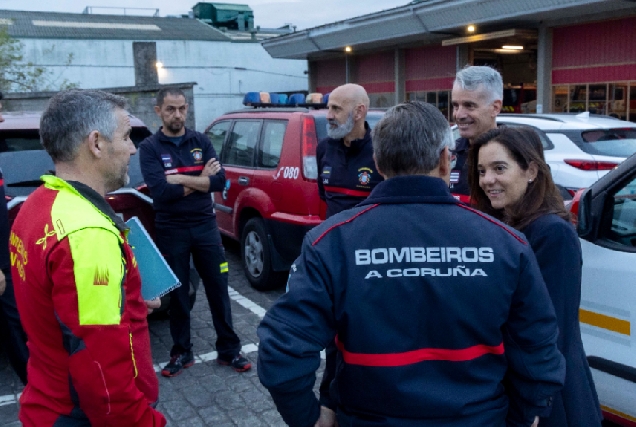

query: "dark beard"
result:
(166, 121), (184, 134)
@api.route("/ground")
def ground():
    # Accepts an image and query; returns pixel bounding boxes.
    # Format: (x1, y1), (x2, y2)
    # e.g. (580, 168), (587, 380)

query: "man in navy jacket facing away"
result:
(257, 101), (565, 427)
(139, 87), (250, 377)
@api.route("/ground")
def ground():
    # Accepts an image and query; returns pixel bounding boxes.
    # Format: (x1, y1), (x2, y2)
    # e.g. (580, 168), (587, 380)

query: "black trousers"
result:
(0, 268), (28, 384)
(155, 219), (240, 360)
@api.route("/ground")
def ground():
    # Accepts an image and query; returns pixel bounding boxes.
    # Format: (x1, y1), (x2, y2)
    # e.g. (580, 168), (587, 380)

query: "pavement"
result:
(0, 239), (324, 426)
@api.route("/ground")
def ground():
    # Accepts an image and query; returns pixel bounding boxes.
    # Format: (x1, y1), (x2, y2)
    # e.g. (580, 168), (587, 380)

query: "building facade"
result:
(263, 0), (636, 122)
(1, 9), (308, 131)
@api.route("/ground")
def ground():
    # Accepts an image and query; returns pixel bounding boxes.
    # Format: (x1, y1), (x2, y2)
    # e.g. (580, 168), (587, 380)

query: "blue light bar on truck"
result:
(242, 91), (326, 109)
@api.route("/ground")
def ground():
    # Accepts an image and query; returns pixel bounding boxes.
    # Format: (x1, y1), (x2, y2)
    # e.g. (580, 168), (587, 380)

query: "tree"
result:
(0, 27), (77, 92)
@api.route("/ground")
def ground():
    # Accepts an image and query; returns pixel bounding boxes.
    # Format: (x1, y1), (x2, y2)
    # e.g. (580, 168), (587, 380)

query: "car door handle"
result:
(238, 176), (250, 186)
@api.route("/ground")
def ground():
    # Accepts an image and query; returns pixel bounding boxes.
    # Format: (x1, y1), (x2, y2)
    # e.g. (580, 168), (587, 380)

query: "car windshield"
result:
(0, 126), (151, 196)
(580, 128), (636, 157)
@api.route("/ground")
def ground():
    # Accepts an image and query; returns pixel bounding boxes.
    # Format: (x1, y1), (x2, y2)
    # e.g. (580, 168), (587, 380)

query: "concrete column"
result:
(395, 48), (406, 104)
(133, 42), (158, 87)
(308, 61), (317, 92)
(457, 44), (471, 70)
(536, 25), (552, 114)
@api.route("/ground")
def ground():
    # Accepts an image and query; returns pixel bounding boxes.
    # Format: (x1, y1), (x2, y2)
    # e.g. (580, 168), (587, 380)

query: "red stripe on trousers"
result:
(335, 336), (504, 366)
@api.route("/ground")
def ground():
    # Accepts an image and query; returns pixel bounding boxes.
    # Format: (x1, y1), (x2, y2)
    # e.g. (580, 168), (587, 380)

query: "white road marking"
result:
(228, 286), (267, 318)
(1, 286), (326, 407)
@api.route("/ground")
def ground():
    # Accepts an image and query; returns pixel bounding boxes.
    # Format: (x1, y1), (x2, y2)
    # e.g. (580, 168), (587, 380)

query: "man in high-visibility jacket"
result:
(10, 89), (166, 427)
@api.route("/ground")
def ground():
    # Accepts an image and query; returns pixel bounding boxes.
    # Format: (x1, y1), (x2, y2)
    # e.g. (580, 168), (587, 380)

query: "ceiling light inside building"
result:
(467, 25), (475, 32)
(502, 45), (524, 50)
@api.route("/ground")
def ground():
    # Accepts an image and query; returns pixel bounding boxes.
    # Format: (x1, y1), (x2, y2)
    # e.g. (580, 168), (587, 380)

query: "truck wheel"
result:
(241, 218), (285, 291)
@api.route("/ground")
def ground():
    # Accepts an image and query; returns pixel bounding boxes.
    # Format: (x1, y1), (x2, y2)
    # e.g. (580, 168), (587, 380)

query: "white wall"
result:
(155, 40), (308, 130)
(21, 39), (134, 89)
(18, 38), (308, 131)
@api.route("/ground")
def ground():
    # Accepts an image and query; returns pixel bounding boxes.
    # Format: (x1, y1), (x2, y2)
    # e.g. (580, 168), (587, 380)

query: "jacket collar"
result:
(454, 137), (470, 153)
(41, 175), (127, 232)
(359, 175), (459, 206)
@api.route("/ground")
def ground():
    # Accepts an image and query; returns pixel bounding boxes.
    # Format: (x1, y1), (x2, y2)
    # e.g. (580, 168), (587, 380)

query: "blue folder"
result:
(125, 217), (181, 300)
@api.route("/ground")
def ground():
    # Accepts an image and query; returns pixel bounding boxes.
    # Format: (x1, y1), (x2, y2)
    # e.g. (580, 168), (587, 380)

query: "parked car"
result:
(567, 153), (636, 427)
(204, 104), (385, 290)
(0, 111), (198, 311)
(495, 113), (636, 196)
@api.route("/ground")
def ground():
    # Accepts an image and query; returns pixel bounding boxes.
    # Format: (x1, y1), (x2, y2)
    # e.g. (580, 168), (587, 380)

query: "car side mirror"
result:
(577, 189), (593, 239)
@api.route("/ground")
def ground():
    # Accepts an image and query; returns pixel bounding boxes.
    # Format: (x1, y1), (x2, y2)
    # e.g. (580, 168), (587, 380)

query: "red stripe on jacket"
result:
(336, 335), (504, 366)
(312, 204), (378, 246)
(164, 165), (204, 175)
(324, 185), (371, 198)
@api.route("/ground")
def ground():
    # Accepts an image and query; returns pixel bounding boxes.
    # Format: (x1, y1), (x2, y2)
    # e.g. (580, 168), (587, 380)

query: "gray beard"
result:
(326, 112), (355, 140)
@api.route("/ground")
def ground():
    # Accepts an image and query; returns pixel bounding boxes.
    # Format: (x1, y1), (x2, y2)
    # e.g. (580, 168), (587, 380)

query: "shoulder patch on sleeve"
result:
(67, 228), (124, 326)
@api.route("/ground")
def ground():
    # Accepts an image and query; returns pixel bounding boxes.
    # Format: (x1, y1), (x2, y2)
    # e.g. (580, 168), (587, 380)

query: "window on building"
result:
(608, 84), (628, 120)
(553, 82), (636, 122)
(553, 85), (568, 113)
(630, 83), (636, 123)
(569, 85), (587, 113)
(369, 93), (395, 108)
(589, 84), (607, 115)
(406, 90), (452, 121)
(438, 91), (450, 120)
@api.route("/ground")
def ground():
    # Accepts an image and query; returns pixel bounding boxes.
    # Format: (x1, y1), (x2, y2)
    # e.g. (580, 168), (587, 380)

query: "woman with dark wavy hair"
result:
(468, 126), (602, 427)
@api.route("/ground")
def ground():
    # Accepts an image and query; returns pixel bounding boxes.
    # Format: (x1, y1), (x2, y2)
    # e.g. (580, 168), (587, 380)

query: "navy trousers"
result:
(0, 268), (28, 384)
(155, 219), (240, 360)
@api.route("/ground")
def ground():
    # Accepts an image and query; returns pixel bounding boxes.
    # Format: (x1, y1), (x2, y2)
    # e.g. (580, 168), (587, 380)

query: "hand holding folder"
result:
(125, 217), (181, 301)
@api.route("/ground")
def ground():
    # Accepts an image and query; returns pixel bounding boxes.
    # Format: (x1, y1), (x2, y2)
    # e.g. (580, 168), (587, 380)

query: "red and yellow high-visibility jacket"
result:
(10, 175), (166, 427)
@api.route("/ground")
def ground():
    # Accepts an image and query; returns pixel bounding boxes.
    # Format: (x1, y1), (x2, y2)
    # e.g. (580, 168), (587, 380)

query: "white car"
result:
(570, 153), (636, 427)
(496, 113), (636, 196)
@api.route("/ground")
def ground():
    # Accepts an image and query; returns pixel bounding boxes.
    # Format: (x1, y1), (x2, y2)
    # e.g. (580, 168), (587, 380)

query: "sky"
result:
(0, 0), (411, 30)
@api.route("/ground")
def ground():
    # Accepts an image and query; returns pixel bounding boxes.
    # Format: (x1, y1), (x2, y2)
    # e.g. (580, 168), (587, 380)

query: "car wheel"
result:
(241, 218), (285, 291)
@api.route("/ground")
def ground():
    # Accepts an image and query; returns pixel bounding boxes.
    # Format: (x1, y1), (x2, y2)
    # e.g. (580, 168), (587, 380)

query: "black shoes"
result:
(162, 351), (251, 376)
(216, 353), (252, 372)
(161, 351), (195, 377)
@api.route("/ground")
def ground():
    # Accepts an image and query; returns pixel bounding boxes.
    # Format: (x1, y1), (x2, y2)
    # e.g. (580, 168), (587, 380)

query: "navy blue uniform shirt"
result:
(139, 128), (225, 228)
(316, 123), (382, 218)
(450, 137), (470, 196)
